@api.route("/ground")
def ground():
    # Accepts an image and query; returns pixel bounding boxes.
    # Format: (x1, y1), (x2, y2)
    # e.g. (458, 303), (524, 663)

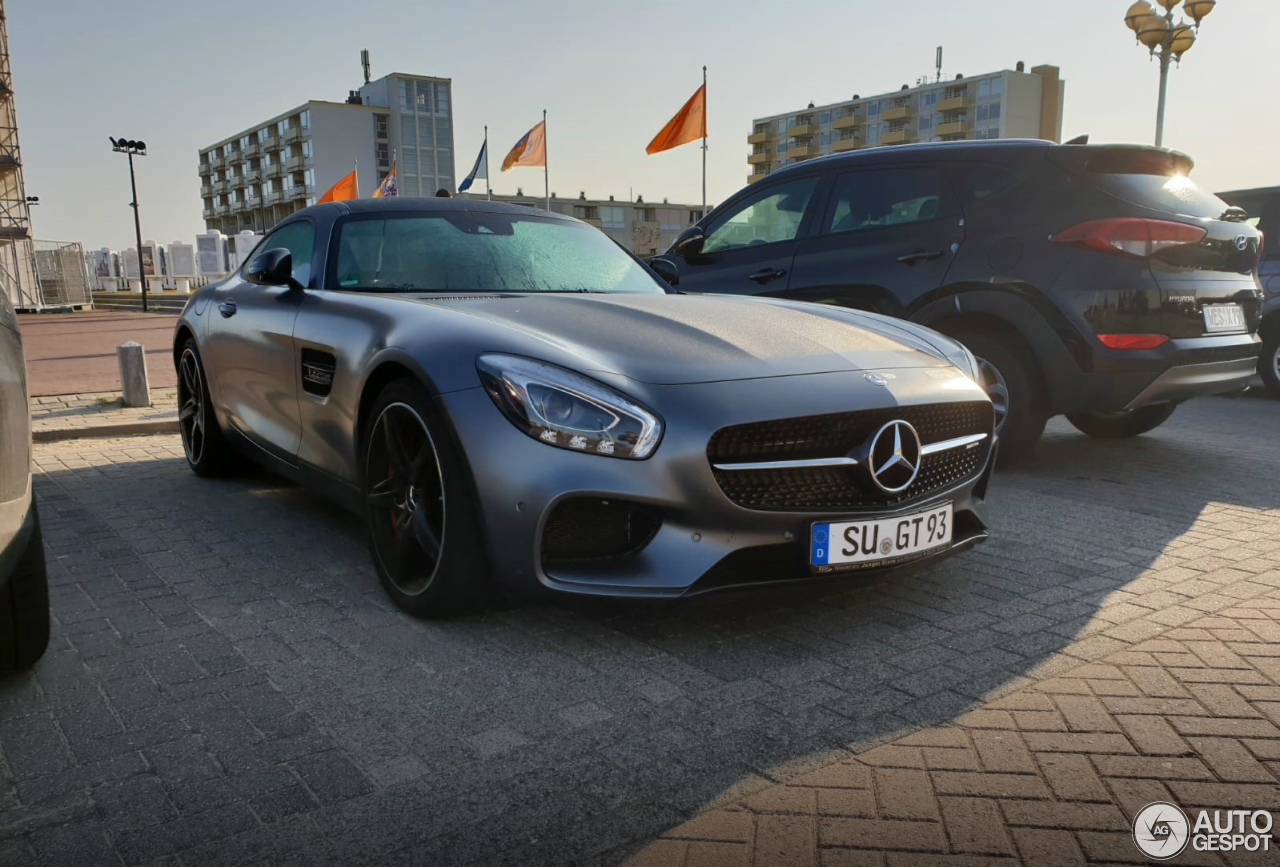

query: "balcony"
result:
(882, 105), (913, 122)
(748, 151), (770, 165)
(211, 180), (227, 194)
(200, 184), (213, 197)
(832, 137), (862, 152)
(832, 113), (861, 130)
(228, 149), (246, 165)
(789, 122), (818, 137)
(881, 129), (914, 146)
(202, 206), (216, 219)
(284, 126), (304, 143)
(747, 130), (770, 145)
(264, 162), (284, 178)
(286, 155), (305, 171)
(262, 134), (281, 151)
(747, 172), (768, 184)
(936, 95), (970, 113)
(286, 185), (311, 201)
(264, 191), (282, 205)
(245, 142), (261, 158)
(788, 143), (818, 158)
(935, 119), (967, 137)
(243, 169), (261, 184)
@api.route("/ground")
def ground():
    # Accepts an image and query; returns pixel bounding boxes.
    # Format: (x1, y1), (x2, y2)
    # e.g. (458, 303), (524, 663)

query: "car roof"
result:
(292, 197), (579, 222)
(766, 138), (1057, 179)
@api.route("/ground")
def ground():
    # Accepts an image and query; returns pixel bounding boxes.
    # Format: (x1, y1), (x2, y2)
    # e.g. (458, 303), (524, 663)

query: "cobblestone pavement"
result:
(0, 396), (1277, 866)
(29, 390), (177, 439)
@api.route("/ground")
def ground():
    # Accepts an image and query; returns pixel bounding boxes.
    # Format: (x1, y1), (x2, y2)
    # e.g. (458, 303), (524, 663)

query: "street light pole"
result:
(126, 149), (147, 312)
(109, 136), (149, 312)
(1125, 0), (1216, 148)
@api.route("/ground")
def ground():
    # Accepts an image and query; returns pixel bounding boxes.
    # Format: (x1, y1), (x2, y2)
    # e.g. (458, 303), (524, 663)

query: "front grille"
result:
(708, 401), (991, 512)
(541, 498), (661, 566)
(1171, 343), (1261, 366)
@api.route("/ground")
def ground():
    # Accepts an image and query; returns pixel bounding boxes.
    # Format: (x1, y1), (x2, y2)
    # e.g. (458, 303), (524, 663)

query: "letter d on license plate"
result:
(811, 503), (953, 572)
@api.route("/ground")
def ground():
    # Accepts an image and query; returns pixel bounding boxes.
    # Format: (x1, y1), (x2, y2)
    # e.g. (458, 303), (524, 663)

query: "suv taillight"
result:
(1051, 218), (1207, 259)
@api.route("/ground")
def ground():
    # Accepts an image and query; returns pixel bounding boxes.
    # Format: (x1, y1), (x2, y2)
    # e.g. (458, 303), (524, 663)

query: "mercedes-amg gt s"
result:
(175, 199), (996, 617)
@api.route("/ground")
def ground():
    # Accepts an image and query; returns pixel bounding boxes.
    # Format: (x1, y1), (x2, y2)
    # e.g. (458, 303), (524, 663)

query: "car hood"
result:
(409, 293), (954, 385)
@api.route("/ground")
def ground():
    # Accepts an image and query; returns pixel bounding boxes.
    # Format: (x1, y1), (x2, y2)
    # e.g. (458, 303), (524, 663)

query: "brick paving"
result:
(17, 311), (179, 396)
(0, 395), (1276, 865)
(29, 389), (177, 439)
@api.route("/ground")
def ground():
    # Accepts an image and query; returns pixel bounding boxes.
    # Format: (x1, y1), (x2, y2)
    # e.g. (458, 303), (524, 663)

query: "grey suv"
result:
(0, 292), (48, 671)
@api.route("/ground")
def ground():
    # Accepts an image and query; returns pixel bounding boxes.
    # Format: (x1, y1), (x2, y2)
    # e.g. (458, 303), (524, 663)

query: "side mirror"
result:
(671, 226), (705, 257)
(648, 257), (680, 286)
(245, 247), (300, 289)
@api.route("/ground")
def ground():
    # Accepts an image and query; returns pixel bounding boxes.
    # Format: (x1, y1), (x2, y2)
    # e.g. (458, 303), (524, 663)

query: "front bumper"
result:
(438, 368), (993, 599)
(0, 476), (34, 589)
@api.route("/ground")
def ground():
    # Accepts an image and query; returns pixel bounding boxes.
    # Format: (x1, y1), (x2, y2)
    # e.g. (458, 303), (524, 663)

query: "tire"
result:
(361, 378), (489, 618)
(947, 329), (1047, 466)
(1065, 403), (1176, 439)
(0, 502), (50, 673)
(1260, 329), (1280, 399)
(177, 339), (238, 477)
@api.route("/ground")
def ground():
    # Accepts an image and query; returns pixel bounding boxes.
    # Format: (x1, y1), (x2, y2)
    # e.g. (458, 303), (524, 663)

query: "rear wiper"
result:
(1219, 206), (1249, 223)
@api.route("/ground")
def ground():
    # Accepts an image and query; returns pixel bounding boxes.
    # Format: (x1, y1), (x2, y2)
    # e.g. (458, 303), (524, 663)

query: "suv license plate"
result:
(1204, 304), (1246, 333)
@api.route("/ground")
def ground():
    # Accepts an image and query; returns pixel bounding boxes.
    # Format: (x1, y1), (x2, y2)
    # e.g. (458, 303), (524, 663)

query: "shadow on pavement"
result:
(3, 395), (1278, 866)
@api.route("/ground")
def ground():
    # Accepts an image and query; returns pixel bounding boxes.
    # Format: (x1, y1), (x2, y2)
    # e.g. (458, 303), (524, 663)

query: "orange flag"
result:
(646, 84), (706, 155)
(501, 121), (546, 171)
(317, 169), (357, 203)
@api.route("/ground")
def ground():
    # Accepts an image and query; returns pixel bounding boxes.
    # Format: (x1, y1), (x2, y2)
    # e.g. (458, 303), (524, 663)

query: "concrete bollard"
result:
(117, 341), (151, 408)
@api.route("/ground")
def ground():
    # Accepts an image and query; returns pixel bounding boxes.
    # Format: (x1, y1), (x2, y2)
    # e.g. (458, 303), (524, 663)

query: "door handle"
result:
(896, 250), (943, 266)
(218, 299), (237, 318)
(748, 268), (786, 284)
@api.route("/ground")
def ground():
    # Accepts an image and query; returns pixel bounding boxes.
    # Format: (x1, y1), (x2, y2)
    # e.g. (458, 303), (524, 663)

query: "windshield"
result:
(331, 212), (664, 294)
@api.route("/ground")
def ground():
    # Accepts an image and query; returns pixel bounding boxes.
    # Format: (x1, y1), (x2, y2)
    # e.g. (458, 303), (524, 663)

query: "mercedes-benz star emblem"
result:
(868, 420), (922, 494)
(864, 373), (888, 387)
(1235, 234), (1249, 251)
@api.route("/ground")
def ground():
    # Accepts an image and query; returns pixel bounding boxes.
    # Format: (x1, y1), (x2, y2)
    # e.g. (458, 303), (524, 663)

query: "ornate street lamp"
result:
(1123, 0), (1216, 147)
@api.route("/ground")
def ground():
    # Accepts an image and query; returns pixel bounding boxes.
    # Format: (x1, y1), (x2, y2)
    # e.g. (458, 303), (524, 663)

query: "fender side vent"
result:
(300, 349), (336, 398)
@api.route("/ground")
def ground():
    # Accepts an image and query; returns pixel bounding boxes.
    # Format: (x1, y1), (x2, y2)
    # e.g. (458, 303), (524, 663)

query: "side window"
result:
(953, 164), (1020, 208)
(701, 177), (818, 253)
(248, 222), (314, 286)
(825, 167), (949, 235)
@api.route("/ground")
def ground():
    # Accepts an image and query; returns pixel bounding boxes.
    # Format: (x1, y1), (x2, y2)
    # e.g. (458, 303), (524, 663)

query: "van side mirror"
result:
(245, 247), (301, 290)
(648, 257), (680, 286)
(671, 227), (705, 257)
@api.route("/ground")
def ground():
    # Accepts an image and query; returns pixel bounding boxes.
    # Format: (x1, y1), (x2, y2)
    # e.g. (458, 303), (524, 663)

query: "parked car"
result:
(651, 140), (1264, 461)
(175, 198), (997, 618)
(1217, 185), (1280, 397)
(0, 291), (49, 672)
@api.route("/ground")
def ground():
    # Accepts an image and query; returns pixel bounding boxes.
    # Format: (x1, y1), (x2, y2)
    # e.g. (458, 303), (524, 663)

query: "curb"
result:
(32, 419), (178, 443)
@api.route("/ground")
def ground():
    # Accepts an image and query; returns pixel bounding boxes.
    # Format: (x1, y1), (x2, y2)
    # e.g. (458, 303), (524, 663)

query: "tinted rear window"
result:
(1083, 150), (1227, 219)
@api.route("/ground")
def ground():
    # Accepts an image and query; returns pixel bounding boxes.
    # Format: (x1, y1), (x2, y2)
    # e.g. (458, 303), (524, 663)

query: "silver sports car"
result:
(175, 199), (996, 617)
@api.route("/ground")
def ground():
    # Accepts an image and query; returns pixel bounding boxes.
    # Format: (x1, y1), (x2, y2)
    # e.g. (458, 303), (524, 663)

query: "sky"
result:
(11, 0), (1280, 251)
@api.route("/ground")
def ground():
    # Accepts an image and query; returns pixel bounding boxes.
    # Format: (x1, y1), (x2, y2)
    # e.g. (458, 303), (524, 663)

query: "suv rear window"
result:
(1081, 149), (1228, 219)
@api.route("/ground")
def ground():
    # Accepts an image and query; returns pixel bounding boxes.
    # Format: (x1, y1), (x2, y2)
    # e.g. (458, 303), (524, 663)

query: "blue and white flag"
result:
(458, 138), (488, 193)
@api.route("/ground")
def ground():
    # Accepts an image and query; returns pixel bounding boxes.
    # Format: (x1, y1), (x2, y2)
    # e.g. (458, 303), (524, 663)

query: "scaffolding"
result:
(0, 0), (40, 309)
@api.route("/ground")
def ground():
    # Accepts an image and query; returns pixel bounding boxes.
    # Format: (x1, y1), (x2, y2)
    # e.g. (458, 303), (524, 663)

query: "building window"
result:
(374, 114), (388, 138)
(301, 140), (312, 159)
(299, 109), (310, 129)
(977, 103), (989, 122)
(868, 102), (880, 117)
(776, 119), (786, 135)
(573, 204), (598, 220)
(600, 206), (625, 229)
(434, 83), (449, 115)
(990, 76), (1005, 95)
(919, 114), (933, 131)
(277, 117), (290, 135)
(988, 100), (1001, 120)
(304, 169), (315, 187)
(820, 111), (832, 126)
(688, 210), (703, 223)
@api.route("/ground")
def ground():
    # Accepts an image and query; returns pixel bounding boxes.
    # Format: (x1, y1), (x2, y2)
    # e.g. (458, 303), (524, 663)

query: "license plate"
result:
(811, 503), (953, 572)
(1203, 304), (1246, 333)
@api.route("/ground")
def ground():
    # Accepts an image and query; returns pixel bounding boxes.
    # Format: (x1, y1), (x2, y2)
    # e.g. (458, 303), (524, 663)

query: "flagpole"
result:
(701, 65), (707, 216)
(353, 159), (359, 198)
(543, 109), (549, 212)
(484, 126), (491, 201)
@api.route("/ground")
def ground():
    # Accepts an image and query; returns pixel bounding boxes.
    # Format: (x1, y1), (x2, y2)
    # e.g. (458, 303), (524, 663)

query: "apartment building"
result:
(461, 191), (704, 255)
(198, 72), (454, 235)
(748, 63), (1064, 183)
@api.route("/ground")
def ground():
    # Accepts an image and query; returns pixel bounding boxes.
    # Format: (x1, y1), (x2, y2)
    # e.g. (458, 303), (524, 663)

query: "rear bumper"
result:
(1058, 334), (1261, 413)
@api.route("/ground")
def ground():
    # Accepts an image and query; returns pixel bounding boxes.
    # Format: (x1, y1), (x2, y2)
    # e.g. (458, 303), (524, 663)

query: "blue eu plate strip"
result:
(811, 523), (830, 566)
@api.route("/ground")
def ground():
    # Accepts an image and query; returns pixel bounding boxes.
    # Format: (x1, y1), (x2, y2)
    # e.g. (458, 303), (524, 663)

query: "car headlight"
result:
(477, 354), (663, 459)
